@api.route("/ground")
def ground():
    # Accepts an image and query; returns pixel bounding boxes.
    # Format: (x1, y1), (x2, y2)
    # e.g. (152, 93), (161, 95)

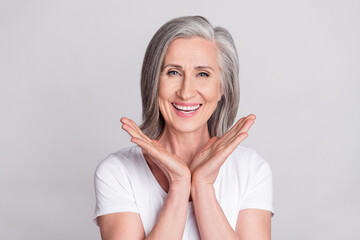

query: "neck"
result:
(157, 125), (210, 166)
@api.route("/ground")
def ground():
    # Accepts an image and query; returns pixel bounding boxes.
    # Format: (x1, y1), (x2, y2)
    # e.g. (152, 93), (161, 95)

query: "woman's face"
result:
(158, 37), (223, 135)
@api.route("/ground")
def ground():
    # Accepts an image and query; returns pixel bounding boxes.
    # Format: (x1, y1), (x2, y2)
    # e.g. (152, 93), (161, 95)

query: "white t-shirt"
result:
(93, 145), (274, 239)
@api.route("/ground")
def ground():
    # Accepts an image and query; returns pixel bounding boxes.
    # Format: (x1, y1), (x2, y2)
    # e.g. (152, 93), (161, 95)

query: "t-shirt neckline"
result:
(135, 146), (168, 197)
(135, 146), (194, 206)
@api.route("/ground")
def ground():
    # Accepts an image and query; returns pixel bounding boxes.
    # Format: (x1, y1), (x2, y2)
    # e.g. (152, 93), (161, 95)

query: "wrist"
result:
(191, 173), (214, 188)
(169, 179), (191, 196)
(169, 167), (191, 187)
(190, 181), (214, 197)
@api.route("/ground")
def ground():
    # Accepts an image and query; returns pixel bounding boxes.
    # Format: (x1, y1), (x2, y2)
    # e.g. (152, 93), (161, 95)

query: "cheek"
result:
(158, 79), (174, 100)
(157, 81), (173, 114)
(158, 81), (166, 98)
(201, 82), (222, 102)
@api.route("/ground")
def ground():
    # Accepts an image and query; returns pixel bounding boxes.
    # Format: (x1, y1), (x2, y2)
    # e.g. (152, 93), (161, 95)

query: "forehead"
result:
(163, 37), (220, 69)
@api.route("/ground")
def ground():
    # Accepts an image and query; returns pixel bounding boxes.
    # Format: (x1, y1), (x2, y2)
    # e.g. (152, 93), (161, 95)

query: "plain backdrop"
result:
(1, 0), (359, 239)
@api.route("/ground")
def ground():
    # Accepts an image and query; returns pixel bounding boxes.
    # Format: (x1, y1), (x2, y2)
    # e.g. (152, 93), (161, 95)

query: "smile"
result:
(171, 102), (202, 117)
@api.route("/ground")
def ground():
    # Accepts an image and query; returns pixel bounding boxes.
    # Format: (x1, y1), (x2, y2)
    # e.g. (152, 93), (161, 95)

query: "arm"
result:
(235, 209), (271, 240)
(98, 212), (145, 240)
(98, 182), (190, 240)
(96, 117), (191, 240)
(191, 182), (238, 239)
(146, 182), (190, 239)
(191, 183), (271, 240)
(190, 115), (272, 239)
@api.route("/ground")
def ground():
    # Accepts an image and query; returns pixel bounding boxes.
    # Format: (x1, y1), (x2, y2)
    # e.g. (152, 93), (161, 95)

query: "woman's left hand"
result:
(190, 114), (256, 185)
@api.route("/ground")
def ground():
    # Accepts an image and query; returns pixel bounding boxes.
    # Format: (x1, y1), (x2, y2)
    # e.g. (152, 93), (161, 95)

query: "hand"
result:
(120, 117), (191, 187)
(190, 114), (256, 185)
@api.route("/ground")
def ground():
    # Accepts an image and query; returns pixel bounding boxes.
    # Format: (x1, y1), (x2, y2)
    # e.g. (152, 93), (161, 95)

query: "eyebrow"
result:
(162, 64), (215, 71)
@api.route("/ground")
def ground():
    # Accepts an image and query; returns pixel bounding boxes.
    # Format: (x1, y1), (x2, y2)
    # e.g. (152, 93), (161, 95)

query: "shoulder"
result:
(94, 146), (142, 178)
(228, 146), (269, 165)
(224, 146), (272, 176)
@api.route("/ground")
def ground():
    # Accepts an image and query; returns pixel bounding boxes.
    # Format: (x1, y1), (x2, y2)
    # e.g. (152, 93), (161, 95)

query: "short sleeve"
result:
(238, 152), (274, 216)
(93, 155), (139, 225)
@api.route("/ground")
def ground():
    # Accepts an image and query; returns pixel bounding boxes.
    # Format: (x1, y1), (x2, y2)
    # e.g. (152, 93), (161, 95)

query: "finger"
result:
(131, 137), (160, 159)
(203, 131), (249, 174)
(240, 118), (255, 133)
(132, 137), (184, 179)
(221, 132), (249, 159)
(235, 114), (255, 131)
(121, 117), (152, 143)
(121, 118), (148, 141)
(120, 117), (134, 126)
(120, 117), (127, 124)
(236, 118), (255, 137)
(228, 117), (246, 133)
(228, 119), (254, 144)
(121, 122), (144, 139)
(206, 133), (247, 171)
(247, 114), (256, 120)
(196, 137), (219, 160)
(217, 117), (253, 149)
(121, 117), (140, 133)
(220, 116), (249, 144)
(222, 114), (255, 138)
(220, 117), (246, 143)
(127, 118), (153, 143)
(203, 137), (219, 149)
(120, 117), (138, 134)
(230, 115), (255, 137)
(226, 114), (255, 136)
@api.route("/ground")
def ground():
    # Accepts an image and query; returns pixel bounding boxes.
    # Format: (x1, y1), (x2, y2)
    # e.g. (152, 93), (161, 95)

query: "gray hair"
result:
(140, 16), (240, 139)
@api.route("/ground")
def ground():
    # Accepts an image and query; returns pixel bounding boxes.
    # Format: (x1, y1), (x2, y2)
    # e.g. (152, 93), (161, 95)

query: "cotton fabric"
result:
(93, 145), (274, 239)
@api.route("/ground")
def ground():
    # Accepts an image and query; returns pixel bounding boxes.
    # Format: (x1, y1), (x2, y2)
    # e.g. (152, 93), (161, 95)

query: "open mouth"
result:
(171, 103), (202, 114)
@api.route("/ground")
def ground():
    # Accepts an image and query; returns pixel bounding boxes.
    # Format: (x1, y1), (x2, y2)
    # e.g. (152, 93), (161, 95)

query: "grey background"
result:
(1, 0), (359, 239)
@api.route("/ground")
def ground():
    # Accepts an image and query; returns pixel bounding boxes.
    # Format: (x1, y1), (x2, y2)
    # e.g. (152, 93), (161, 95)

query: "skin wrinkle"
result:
(157, 37), (223, 165)
(112, 36), (270, 240)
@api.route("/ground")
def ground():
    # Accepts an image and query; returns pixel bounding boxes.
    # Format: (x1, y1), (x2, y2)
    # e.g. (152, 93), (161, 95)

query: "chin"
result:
(169, 120), (208, 134)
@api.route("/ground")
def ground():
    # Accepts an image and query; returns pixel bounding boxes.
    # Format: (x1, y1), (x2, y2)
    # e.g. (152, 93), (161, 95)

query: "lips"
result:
(172, 103), (201, 112)
(171, 102), (202, 117)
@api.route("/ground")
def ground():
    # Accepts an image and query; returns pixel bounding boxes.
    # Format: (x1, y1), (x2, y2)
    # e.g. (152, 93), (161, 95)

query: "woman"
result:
(94, 16), (274, 239)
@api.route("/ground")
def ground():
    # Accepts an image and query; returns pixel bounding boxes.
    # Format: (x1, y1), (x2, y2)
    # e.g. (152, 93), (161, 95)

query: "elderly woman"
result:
(94, 16), (274, 239)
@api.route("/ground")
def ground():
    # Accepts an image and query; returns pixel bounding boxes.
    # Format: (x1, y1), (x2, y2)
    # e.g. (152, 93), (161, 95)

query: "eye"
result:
(198, 72), (209, 77)
(167, 70), (180, 76)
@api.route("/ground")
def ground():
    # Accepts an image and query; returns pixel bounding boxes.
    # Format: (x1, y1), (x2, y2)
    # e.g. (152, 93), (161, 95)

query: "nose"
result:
(176, 74), (196, 99)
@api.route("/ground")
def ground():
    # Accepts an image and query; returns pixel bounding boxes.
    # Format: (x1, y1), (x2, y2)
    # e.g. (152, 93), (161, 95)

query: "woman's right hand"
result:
(120, 117), (191, 188)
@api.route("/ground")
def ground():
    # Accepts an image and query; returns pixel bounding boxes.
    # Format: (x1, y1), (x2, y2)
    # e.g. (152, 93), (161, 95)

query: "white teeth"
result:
(173, 103), (200, 111)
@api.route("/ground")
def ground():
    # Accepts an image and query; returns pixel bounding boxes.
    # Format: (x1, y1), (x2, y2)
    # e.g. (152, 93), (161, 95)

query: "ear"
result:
(217, 88), (224, 102)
